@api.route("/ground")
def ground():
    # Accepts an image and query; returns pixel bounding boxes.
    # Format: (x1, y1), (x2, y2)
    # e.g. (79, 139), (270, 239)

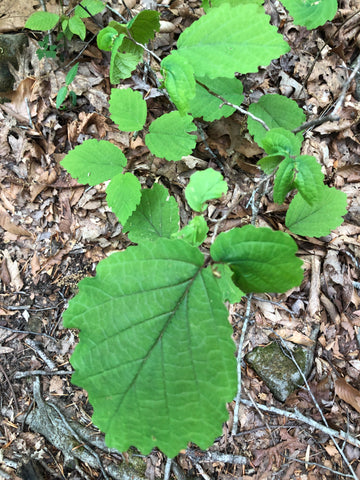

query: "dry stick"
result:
(195, 464), (212, 480)
(273, 334), (359, 480)
(283, 455), (355, 479)
(231, 293), (253, 436)
(0, 363), (19, 413)
(240, 398), (360, 449)
(0, 325), (55, 340)
(196, 80), (270, 131)
(292, 54), (360, 134)
(164, 457), (172, 480)
(210, 184), (242, 243)
(24, 338), (56, 370)
(14, 370), (72, 379)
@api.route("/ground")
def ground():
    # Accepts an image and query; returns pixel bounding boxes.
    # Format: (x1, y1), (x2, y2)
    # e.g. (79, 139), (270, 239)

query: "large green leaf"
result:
(190, 76), (244, 121)
(248, 94), (306, 144)
(176, 3), (289, 78)
(109, 88), (147, 132)
(63, 238), (236, 457)
(210, 225), (303, 293)
(127, 10), (160, 43)
(106, 173), (142, 225)
(286, 186), (347, 237)
(124, 183), (179, 242)
(145, 112), (197, 161)
(281, 0), (338, 29)
(25, 11), (59, 31)
(60, 139), (127, 185)
(161, 53), (196, 115)
(185, 168), (228, 212)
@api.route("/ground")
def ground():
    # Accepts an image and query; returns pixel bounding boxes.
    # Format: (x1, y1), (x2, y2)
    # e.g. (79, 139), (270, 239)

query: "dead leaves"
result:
(335, 377), (360, 413)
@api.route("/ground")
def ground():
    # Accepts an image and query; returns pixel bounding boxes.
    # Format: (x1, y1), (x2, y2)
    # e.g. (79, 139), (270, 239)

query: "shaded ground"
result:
(1, 0), (360, 479)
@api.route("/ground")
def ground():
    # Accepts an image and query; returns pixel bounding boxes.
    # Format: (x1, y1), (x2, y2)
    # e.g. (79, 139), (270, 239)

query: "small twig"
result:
(170, 459), (188, 480)
(46, 399), (109, 480)
(196, 80), (270, 131)
(105, 3), (127, 22)
(0, 325), (55, 340)
(62, 34), (97, 70)
(164, 457), (172, 480)
(283, 455), (355, 478)
(273, 333), (358, 479)
(246, 175), (271, 225)
(24, 338), (56, 370)
(292, 114), (340, 134)
(231, 293), (253, 436)
(240, 398), (360, 449)
(293, 54), (360, 134)
(14, 370), (72, 379)
(187, 449), (247, 465)
(0, 363), (19, 413)
(195, 464), (212, 480)
(211, 184), (242, 243)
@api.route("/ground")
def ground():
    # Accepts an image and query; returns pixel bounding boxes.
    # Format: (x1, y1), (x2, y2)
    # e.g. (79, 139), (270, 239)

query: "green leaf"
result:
(106, 173), (142, 224)
(145, 112), (197, 161)
(176, 3), (289, 78)
(281, 0), (337, 29)
(56, 86), (68, 109)
(248, 94), (306, 144)
(185, 168), (227, 212)
(74, 0), (105, 18)
(61, 139), (127, 185)
(257, 155), (284, 174)
(273, 154), (325, 204)
(65, 62), (79, 86)
(109, 88), (147, 132)
(210, 225), (303, 293)
(273, 156), (295, 204)
(292, 155), (324, 205)
(25, 11), (59, 31)
(285, 186), (347, 237)
(97, 26), (118, 51)
(202, 0), (263, 11)
(127, 10), (160, 43)
(212, 264), (245, 304)
(161, 53), (196, 115)
(110, 36), (143, 82)
(63, 238), (236, 457)
(108, 21), (128, 36)
(172, 215), (208, 247)
(260, 128), (302, 157)
(69, 15), (86, 40)
(190, 76), (244, 121)
(124, 183), (180, 243)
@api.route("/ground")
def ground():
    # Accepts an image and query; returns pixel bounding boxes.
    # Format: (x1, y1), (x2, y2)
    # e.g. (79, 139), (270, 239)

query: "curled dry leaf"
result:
(335, 377), (360, 413)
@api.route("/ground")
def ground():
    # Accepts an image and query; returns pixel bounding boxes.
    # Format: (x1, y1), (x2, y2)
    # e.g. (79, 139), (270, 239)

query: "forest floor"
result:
(0, 0), (360, 479)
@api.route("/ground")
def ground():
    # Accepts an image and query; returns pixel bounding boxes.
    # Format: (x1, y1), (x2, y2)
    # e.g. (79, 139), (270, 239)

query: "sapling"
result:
(32, 0), (347, 458)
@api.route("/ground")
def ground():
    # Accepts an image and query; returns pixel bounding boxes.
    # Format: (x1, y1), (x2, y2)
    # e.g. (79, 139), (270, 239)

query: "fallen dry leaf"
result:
(335, 377), (360, 413)
(0, 205), (33, 237)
